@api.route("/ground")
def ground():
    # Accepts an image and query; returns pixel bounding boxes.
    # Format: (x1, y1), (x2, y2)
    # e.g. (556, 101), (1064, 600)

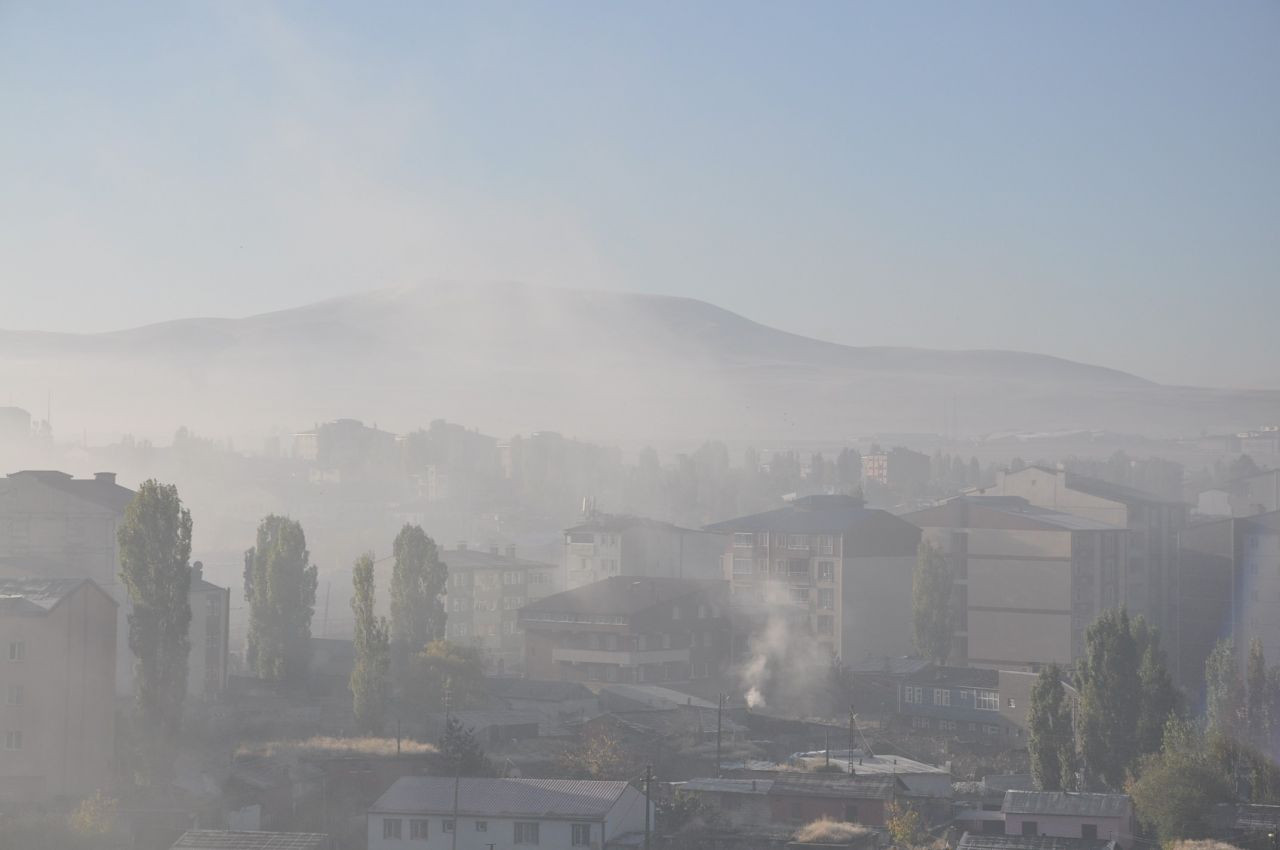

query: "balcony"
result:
(552, 648), (689, 666)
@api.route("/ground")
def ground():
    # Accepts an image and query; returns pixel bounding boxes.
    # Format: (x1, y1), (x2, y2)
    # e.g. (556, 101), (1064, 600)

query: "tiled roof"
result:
(519, 576), (722, 618)
(170, 831), (327, 850)
(769, 774), (902, 800)
(370, 777), (631, 818)
(704, 496), (921, 556)
(0, 577), (107, 615)
(1003, 790), (1131, 817)
(958, 833), (1117, 850)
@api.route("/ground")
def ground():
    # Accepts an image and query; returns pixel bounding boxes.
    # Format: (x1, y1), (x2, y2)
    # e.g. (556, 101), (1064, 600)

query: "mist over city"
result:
(1, 3), (1278, 850)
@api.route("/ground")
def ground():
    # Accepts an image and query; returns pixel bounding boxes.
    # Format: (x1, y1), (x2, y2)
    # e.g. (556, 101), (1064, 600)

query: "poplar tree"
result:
(350, 553), (391, 734)
(244, 515), (318, 681)
(912, 540), (953, 667)
(117, 479), (193, 783)
(1028, 663), (1077, 790)
(1133, 617), (1182, 757)
(1077, 609), (1139, 789)
(389, 524), (448, 672)
(1205, 638), (1245, 740)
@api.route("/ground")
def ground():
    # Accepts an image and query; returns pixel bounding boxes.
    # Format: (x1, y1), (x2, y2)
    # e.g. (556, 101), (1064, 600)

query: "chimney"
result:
(489, 544), (500, 556)
(458, 541), (468, 551)
(94, 472), (116, 485)
(506, 544), (517, 560)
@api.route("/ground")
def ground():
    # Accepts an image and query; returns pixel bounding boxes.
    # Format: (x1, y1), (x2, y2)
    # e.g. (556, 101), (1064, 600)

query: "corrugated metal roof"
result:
(171, 831), (327, 850)
(370, 777), (630, 818)
(0, 577), (105, 615)
(1002, 790), (1131, 817)
(770, 774), (902, 800)
(680, 778), (773, 795)
(957, 832), (1117, 850)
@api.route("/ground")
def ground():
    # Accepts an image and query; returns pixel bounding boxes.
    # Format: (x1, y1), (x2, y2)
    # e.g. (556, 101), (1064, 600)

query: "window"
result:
(933, 688), (951, 707)
(732, 557), (753, 576)
(671, 605), (681, 620)
(904, 686), (923, 704)
(1081, 825), (1098, 840)
(818, 535), (834, 555)
(443, 819), (454, 833)
(911, 716), (929, 729)
(816, 615), (834, 635)
(572, 823), (592, 846)
(789, 587), (810, 604)
(475, 821), (487, 832)
(514, 822), (540, 845)
(818, 589), (834, 610)
(383, 818), (402, 840)
(1007, 697), (1016, 709)
(983, 724), (1001, 735)
(755, 532), (769, 547)
(7, 642), (23, 662)
(787, 534), (806, 549)
(976, 690), (999, 711)
(788, 560), (809, 578)
(733, 532), (754, 547)
(938, 720), (957, 731)
(1021, 821), (1039, 836)
(409, 819), (428, 839)
(5, 684), (21, 706)
(818, 561), (835, 581)
(569, 532), (594, 544)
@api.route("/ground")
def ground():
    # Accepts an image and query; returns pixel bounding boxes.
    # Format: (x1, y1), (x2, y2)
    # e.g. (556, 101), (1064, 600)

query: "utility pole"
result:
(644, 764), (652, 850)
(716, 693), (725, 777)
(848, 705), (856, 774)
(321, 581), (331, 638)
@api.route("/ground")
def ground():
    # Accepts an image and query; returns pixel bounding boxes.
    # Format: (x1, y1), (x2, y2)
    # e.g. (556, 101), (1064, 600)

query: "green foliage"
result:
(1129, 718), (1234, 845)
(117, 479), (192, 784)
(405, 639), (487, 712)
(1077, 609), (1140, 789)
(1245, 638), (1275, 751)
(389, 524), (448, 674)
(1133, 617), (1182, 757)
(1206, 732), (1280, 803)
(244, 515), (319, 681)
(1028, 663), (1077, 791)
(658, 791), (722, 834)
(885, 801), (925, 847)
(350, 553), (391, 734)
(557, 728), (636, 780)
(1205, 638), (1245, 740)
(912, 539), (953, 666)
(436, 715), (492, 776)
(68, 790), (118, 837)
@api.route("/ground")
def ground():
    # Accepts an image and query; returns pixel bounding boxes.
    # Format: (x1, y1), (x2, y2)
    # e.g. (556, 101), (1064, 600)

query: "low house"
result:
(483, 677), (599, 726)
(367, 776), (650, 850)
(423, 710), (541, 745)
(958, 833), (1118, 850)
(1002, 791), (1134, 849)
(171, 831), (328, 850)
(677, 778), (773, 828)
(768, 774), (906, 828)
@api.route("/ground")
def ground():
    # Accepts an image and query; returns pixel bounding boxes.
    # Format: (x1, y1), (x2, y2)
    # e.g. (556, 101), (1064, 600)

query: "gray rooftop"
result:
(0, 577), (109, 616)
(171, 832), (327, 850)
(958, 833), (1117, 850)
(1003, 790), (1132, 817)
(370, 776), (631, 819)
(680, 778), (773, 795)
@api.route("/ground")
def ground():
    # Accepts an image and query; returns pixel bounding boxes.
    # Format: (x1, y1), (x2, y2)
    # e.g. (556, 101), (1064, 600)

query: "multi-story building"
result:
(0, 577), (116, 802)
(189, 562), (231, 698)
(367, 776), (649, 850)
(519, 576), (729, 684)
(904, 496), (1129, 669)
(1223, 469), (1280, 517)
(980, 466), (1188, 677)
(705, 494), (921, 663)
(863, 447), (931, 496)
(562, 514), (727, 590)
(1179, 512), (1280, 708)
(443, 544), (559, 674)
(0, 470), (231, 697)
(897, 666), (1015, 739)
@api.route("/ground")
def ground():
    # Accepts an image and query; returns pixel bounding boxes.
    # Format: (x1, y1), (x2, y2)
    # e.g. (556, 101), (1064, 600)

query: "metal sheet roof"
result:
(958, 832), (1117, 850)
(171, 831), (327, 850)
(680, 778), (773, 795)
(370, 777), (630, 818)
(1002, 790), (1131, 817)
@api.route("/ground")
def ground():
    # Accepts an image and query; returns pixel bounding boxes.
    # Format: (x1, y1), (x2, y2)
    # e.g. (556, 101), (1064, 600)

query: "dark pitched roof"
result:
(905, 497), (1118, 532)
(7, 470), (136, 513)
(1003, 790), (1131, 817)
(769, 774), (904, 800)
(370, 776), (631, 818)
(904, 665), (999, 688)
(484, 677), (595, 703)
(519, 576), (724, 619)
(1063, 471), (1185, 507)
(704, 495), (920, 556)
(566, 514), (707, 535)
(958, 833), (1117, 850)
(170, 831), (327, 850)
(0, 577), (113, 616)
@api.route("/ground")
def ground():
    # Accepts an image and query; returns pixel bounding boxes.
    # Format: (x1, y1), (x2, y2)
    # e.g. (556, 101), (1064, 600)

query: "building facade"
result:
(1002, 791), (1134, 849)
(367, 776), (649, 850)
(897, 666), (1015, 739)
(904, 496), (1129, 669)
(0, 577), (116, 802)
(706, 494), (921, 663)
(563, 514), (727, 590)
(519, 576), (730, 684)
(443, 544), (559, 674)
(863, 447), (931, 496)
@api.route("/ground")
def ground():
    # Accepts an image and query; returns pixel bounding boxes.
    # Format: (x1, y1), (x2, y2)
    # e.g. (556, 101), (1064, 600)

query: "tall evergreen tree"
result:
(1205, 638), (1245, 740)
(1245, 638), (1273, 750)
(117, 479), (193, 784)
(244, 515), (318, 681)
(389, 524), (448, 674)
(1028, 663), (1077, 791)
(1077, 609), (1140, 789)
(912, 540), (953, 667)
(437, 716), (492, 776)
(1132, 617), (1182, 757)
(350, 553), (391, 734)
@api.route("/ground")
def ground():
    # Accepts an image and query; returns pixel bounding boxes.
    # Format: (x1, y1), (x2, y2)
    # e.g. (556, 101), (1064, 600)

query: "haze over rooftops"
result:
(370, 776), (631, 819)
(0, 577), (111, 615)
(907, 496), (1119, 532)
(6, 469), (135, 513)
(565, 513), (709, 535)
(704, 494), (921, 554)
(520, 576), (723, 618)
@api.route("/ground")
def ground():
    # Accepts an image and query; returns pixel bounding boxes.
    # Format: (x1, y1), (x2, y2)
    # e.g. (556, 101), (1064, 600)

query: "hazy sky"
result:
(2, 2), (1277, 388)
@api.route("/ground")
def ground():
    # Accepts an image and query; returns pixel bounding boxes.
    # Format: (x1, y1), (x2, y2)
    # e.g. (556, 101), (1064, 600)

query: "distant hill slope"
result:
(0, 281), (1274, 441)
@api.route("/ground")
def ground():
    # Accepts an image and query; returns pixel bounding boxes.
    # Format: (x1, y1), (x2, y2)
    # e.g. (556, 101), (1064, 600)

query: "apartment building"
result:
(443, 544), (559, 674)
(904, 496), (1129, 669)
(0, 577), (116, 803)
(0, 470), (231, 697)
(981, 466), (1187, 676)
(562, 513), (727, 590)
(189, 562), (231, 698)
(863, 447), (931, 496)
(705, 494), (921, 662)
(518, 576), (729, 684)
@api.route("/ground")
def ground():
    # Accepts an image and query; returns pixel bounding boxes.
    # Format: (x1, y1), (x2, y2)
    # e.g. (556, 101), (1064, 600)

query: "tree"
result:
(244, 515), (318, 681)
(389, 524), (448, 674)
(557, 728), (635, 780)
(1205, 638), (1245, 740)
(404, 640), (487, 712)
(117, 479), (192, 783)
(912, 540), (953, 666)
(1028, 664), (1076, 791)
(68, 790), (117, 838)
(1245, 638), (1273, 750)
(1133, 617), (1181, 758)
(884, 801), (924, 847)
(350, 553), (390, 734)
(1130, 718), (1234, 845)
(437, 715), (492, 776)
(1077, 609), (1139, 789)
